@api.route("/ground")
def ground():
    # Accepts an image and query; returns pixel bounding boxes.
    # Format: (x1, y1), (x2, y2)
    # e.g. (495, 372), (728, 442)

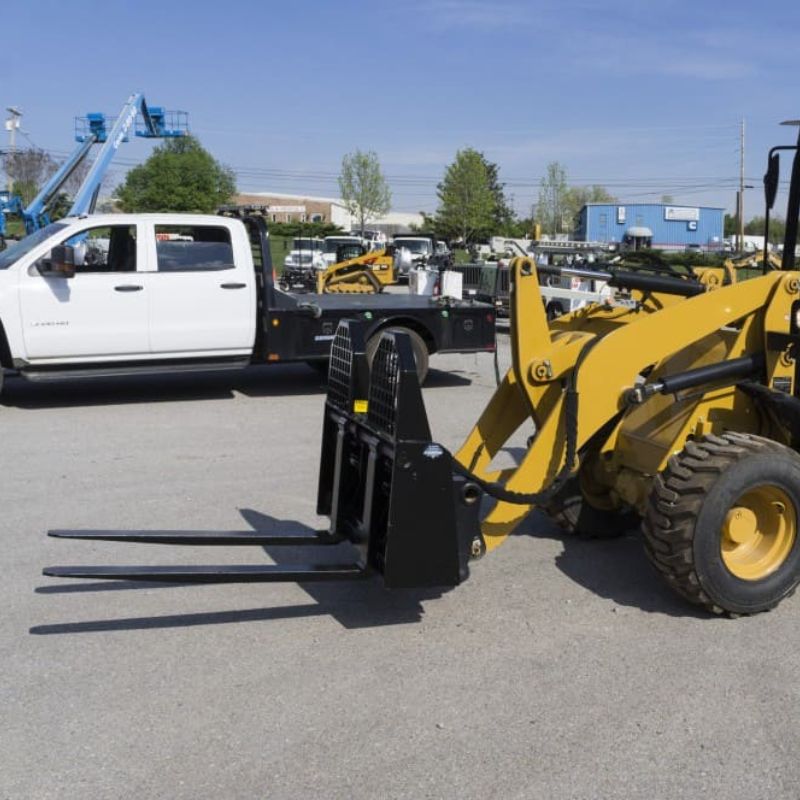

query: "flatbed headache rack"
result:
(44, 320), (483, 588)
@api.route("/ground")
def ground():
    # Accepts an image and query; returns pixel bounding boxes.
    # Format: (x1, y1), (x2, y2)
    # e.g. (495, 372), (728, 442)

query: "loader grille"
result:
(327, 324), (354, 411)
(367, 335), (400, 436)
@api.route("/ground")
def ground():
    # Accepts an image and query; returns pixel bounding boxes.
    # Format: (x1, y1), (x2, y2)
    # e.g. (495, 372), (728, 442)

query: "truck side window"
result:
(54, 225), (137, 273)
(155, 226), (234, 272)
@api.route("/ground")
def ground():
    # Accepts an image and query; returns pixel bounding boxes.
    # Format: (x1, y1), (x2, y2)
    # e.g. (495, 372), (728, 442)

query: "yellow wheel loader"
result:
(45, 125), (800, 617)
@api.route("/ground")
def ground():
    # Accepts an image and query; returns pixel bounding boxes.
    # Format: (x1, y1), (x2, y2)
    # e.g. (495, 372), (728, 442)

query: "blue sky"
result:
(4, 0), (799, 218)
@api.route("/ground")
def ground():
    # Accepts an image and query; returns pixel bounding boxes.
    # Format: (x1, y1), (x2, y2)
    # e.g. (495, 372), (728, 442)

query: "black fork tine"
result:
(47, 529), (341, 546)
(43, 564), (366, 583)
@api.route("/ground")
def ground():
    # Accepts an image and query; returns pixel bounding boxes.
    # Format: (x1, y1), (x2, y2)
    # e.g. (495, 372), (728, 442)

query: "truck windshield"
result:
(395, 239), (432, 255)
(292, 238), (322, 251)
(0, 223), (68, 270)
(324, 238), (358, 252)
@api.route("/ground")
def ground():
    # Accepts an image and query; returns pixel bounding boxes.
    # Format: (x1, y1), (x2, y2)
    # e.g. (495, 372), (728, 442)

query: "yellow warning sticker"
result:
(354, 400), (368, 414)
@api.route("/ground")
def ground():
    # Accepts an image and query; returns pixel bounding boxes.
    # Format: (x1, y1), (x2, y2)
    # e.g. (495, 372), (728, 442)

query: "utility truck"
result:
(0, 213), (495, 395)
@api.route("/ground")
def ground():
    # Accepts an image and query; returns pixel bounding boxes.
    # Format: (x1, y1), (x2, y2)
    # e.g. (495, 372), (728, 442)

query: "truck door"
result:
(144, 222), (255, 356)
(18, 223), (149, 361)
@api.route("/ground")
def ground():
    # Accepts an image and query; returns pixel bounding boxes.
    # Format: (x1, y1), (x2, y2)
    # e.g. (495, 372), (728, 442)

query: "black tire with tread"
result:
(643, 432), (800, 616)
(305, 360), (329, 378)
(366, 326), (429, 385)
(546, 476), (638, 539)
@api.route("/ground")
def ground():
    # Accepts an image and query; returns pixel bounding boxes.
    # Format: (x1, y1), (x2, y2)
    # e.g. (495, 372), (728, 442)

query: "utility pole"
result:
(4, 107), (22, 194)
(737, 117), (745, 251)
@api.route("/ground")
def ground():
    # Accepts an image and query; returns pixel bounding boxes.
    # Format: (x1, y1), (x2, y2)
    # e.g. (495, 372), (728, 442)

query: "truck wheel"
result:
(305, 360), (328, 378)
(367, 327), (429, 384)
(546, 302), (564, 321)
(643, 433), (800, 615)
(545, 476), (638, 538)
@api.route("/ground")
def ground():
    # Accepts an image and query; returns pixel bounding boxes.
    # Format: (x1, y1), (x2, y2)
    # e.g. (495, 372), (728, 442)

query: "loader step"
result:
(42, 563), (366, 582)
(47, 529), (339, 546)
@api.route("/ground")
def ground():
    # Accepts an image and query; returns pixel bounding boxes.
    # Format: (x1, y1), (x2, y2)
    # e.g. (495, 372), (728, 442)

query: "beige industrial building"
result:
(235, 191), (423, 235)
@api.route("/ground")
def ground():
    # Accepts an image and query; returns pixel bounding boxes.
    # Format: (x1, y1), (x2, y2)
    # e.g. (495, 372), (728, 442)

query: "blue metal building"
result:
(576, 203), (724, 251)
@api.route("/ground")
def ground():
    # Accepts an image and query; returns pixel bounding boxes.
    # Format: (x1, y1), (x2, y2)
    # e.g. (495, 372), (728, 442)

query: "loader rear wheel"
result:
(545, 477), (638, 539)
(643, 433), (800, 615)
(366, 327), (429, 384)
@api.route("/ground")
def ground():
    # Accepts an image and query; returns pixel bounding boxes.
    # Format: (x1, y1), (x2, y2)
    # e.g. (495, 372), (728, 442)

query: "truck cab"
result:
(322, 235), (363, 267)
(283, 237), (326, 271)
(0, 214), (257, 376)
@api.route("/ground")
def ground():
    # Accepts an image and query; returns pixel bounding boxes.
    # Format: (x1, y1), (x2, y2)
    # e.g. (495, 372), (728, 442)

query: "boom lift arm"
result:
(20, 93), (188, 234)
(67, 92), (187, 218)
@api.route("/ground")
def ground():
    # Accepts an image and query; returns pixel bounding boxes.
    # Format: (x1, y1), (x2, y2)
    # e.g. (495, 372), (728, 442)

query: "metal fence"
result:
(448, 263), (485, 292)
(446, 262), (510, 313)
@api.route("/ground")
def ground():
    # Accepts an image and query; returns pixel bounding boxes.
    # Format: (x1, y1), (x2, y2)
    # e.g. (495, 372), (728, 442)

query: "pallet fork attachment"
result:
(44, 320), (484, 589)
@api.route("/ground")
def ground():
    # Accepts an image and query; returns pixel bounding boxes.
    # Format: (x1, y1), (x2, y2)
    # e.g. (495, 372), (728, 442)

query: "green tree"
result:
(484, 157), (515, 236)
(745, 215), (785, 245)
(115, 136), (236, 213)
(434, 148), (496, 244)
(564, 184), (618, 232)
(536, 161), (569, 236)
(3, 148), (58, 205)
(338, 149), (391, 236)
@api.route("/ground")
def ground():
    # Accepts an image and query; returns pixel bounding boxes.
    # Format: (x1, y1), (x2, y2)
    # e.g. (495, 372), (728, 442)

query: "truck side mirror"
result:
(765, 153), (780, 211)
(47, 244), (76, 278)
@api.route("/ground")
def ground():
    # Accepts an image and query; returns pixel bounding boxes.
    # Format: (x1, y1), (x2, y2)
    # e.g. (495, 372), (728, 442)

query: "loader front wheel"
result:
(643, 433), (800, 615)
(545, 477), (638, 539)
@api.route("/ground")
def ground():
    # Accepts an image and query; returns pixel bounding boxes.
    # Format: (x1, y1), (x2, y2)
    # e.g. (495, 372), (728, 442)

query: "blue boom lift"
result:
(0, 92), (188, 244)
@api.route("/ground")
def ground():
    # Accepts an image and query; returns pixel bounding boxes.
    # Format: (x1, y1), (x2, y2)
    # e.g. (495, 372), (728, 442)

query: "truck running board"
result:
(44, 320), (484, 589)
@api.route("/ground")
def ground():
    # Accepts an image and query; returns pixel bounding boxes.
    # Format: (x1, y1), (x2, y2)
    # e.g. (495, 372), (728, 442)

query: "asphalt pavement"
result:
(2, 334), (799, 799)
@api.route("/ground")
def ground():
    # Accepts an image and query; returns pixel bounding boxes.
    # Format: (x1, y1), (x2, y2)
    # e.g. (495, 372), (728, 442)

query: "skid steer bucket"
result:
(44, 321), (484, 589)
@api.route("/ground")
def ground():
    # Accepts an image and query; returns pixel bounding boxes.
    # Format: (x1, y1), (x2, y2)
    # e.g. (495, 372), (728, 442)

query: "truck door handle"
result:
(114, 284), (143, 292)
(220, 282), (246, 289)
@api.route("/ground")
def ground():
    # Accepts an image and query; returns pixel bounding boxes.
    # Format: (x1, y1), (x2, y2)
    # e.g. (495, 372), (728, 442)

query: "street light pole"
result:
(4, 107), (22, 194)
(738, 117), (745, 251)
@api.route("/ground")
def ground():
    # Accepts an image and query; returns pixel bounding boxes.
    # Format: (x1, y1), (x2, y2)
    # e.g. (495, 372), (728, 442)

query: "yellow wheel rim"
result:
(721, 486), (797, 581)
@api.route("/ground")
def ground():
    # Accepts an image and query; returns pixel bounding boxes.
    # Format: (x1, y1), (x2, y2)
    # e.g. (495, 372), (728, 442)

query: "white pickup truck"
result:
(0, 213), (496, 394)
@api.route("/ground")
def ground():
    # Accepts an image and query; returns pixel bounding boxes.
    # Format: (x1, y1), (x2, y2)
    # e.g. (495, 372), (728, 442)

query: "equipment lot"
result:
(3, 333), (799, 800)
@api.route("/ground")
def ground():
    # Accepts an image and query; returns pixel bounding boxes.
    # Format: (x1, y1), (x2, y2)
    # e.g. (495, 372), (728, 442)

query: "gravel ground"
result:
(2, 334), (799, 799)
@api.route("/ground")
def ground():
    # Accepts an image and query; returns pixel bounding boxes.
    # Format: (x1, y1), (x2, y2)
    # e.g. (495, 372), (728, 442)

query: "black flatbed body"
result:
(240, 214), (497, 365)
(261, 285), (496, 363)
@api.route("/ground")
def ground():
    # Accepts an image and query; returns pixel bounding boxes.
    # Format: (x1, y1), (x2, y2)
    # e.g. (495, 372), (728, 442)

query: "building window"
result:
(271, 214), (277, 223)
(300, 214), (307, 223)
(311, 213), (324, 223)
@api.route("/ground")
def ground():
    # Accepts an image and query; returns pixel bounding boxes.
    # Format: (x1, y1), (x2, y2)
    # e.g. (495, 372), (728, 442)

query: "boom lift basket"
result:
(45, 321), (483, 588)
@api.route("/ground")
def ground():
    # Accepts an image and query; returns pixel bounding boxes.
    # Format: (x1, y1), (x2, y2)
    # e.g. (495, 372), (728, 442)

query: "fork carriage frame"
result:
(45, 320), (483, 589)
